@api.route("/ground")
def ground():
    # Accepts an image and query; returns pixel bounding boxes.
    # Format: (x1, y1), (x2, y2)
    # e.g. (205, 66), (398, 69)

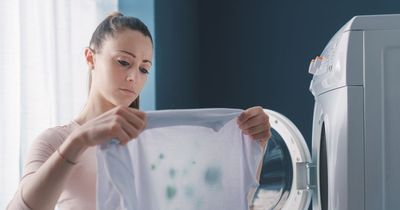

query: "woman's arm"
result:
(7, 106), (147, 210)
(19, 135), (87, 210)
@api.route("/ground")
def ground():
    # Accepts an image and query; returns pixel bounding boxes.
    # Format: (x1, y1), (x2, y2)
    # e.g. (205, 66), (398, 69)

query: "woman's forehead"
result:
(103, 30), (153, 58)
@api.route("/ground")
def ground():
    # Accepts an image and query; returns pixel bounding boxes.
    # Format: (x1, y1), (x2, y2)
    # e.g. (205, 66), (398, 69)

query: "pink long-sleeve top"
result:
(7, 121), (96, 210)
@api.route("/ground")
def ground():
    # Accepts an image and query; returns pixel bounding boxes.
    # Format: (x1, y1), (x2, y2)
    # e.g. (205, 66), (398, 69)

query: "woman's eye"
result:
(118, 60), (130, 67)
(139, 67), (149, 74)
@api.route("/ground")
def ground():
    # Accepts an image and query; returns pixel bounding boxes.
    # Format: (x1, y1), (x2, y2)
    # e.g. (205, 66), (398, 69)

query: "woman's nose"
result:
(126, 70), (136, 82)
(128, 65), (142, 80)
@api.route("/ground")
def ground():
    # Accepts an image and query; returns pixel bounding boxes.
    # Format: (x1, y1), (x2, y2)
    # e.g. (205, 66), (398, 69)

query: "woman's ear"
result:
(84, 47), (95, 69)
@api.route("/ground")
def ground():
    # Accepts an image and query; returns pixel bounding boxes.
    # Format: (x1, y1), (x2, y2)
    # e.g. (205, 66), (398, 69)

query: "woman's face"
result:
(89, 29), (153, 107)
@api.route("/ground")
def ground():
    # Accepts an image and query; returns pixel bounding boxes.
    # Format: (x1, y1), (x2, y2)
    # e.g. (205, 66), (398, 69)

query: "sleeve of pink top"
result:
(7, 127), (66, 210)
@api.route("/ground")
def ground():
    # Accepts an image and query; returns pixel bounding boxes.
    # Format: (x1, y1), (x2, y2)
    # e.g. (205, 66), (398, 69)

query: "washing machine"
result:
(251, 14), (400, 210)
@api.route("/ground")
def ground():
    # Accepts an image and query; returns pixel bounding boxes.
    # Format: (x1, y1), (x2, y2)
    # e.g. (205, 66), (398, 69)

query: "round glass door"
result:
(251, 109), (312, 210)
(251, 128), (293, 209)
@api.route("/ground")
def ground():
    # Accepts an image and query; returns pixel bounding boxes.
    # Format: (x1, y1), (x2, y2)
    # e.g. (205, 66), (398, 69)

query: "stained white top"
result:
(96, 108), (265, 210)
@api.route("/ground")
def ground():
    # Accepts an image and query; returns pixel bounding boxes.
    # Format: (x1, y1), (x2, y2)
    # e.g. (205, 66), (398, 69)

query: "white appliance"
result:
(251, 14), (400, 210)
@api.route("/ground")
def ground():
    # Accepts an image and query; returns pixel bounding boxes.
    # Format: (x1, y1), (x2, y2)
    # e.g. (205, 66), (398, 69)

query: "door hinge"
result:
(296, 162), (316, 190)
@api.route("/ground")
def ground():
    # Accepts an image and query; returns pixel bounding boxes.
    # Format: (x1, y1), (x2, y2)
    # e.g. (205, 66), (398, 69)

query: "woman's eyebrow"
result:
(117, 50), (152, 64)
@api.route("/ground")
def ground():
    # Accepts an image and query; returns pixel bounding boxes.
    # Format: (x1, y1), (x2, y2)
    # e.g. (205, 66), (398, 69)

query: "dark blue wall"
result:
(155, 0), (200, 108)
(155, 0), (400, 146)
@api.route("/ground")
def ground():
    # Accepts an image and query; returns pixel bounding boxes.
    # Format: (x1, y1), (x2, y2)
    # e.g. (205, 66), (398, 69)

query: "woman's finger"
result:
(104, 120), (131, 145)
(113, 124), (131, 145)
(237, 106), (263, 123)
(114, 107), (147, 131)
(250, 130), (271, 141)
(238, 114), (268, 130)
(242, 123), (267, 136)
(116, 115), (140, 139)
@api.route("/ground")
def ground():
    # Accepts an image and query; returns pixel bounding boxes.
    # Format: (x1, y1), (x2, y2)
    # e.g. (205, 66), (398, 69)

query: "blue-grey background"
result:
(119, 1), (400, 209)
(152, 0), (400, 148)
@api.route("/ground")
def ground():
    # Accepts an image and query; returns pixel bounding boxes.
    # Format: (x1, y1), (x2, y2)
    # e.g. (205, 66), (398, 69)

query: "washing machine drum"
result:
(251, 110), (313, 210)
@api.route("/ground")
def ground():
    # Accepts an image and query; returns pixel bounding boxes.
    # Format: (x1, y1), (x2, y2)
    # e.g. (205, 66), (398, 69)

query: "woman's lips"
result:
(119, 88), (136, 95)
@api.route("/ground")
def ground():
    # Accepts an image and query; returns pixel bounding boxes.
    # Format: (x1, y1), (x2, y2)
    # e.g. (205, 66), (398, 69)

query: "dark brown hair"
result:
(88, 12), (153, 109)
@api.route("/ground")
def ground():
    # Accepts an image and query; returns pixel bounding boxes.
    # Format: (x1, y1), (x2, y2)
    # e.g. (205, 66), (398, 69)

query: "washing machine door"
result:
(251, 109), (313, 210)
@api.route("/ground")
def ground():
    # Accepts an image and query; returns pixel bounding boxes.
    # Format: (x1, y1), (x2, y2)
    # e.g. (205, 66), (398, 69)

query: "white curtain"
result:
(0, 0), (117, 208)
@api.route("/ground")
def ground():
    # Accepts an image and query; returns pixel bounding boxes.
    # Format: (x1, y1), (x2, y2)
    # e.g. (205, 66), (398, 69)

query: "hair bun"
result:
(108, 11), (123, 18)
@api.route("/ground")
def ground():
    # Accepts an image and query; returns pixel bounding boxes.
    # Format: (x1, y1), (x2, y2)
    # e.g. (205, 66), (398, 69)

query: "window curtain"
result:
(0, 0), (117, 208)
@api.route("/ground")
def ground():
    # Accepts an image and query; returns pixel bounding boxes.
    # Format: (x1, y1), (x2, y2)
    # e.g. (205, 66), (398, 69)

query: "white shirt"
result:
(96, 108), (265, 210)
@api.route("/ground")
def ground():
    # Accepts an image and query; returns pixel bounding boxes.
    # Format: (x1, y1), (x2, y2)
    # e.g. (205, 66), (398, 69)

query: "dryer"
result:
(251, 14), (400, 210)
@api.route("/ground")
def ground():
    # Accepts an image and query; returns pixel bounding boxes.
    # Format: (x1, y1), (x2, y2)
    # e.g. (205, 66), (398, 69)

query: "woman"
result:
(8, 12), (271, 210)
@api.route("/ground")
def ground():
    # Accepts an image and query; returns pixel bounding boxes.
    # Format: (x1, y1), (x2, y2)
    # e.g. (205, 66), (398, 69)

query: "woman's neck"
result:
(74, 91), (115, 125)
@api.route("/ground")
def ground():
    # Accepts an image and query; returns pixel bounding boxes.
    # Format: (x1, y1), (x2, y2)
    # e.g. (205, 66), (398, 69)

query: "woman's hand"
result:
(237, 106), (271, 142)
(71, 106), (147, 148)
